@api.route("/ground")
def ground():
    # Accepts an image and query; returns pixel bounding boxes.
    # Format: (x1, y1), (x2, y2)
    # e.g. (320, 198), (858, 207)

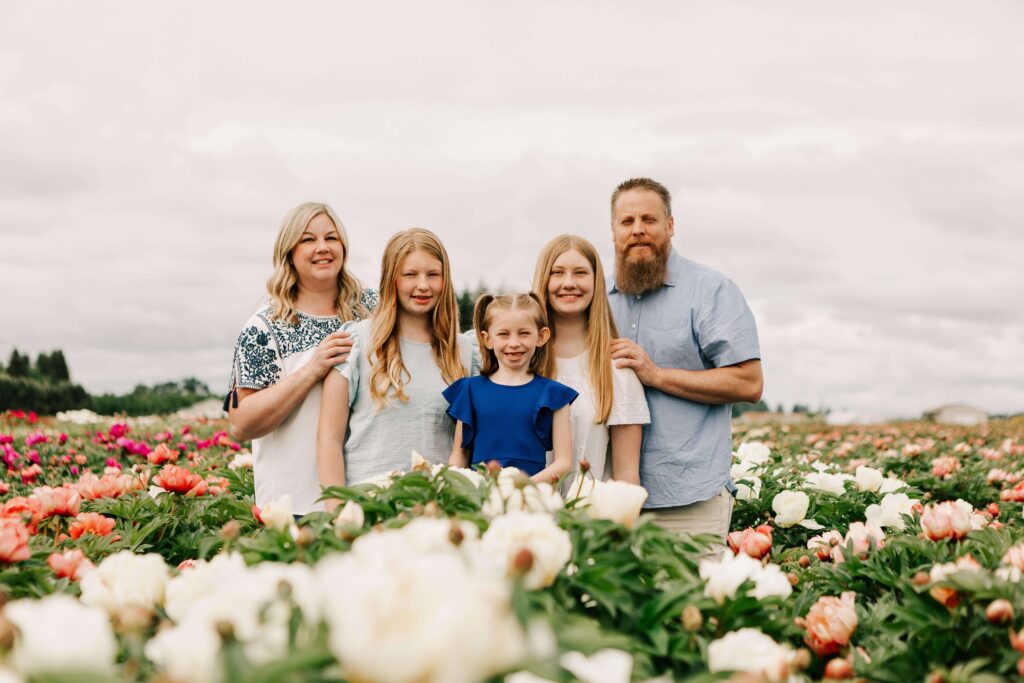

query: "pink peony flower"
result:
(48, 549), (95, 581)
(928, 554), (981, 609)
(69, 512), (116, 540)
(153, 465), (204, 494)
(830, 523), (885, 564)
(0, 517), (31, 563)
(807, 530), (844, 561)
(920, 501), (972, 541)
(930, 456), (961, 479)
(146, 443), (180, 466)
(727, 525), (773, 560)
(32, 485), (82, 518)
(796, 592), (858, 657)
(1003, 545), (1024, 573)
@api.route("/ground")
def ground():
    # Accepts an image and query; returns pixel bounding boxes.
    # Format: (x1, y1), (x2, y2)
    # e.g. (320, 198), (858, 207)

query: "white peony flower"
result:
(864, 492), (918, 530)
(584, 480), (648, 529)
(735, 442), (772, 466)
(560, 649), (633, 683)
(854, 466), (884, 492)
(771, 490), (822, 529)
(352, 516), (479, 565)
(164, 552), (248, 622)
(259, 494), (294, 531)
(707, 628), (792, 681)
(228, 451), (254, 469)
(482, 468), (564, 517)
(730, 460), (763, 501)
(505, 673), (557, 683)
(699, 551), (762, 603)
(477, 511), (572, 590)
(750, 563), (793, 601)
(878, 477), (907, 494)
(334, 500), (365, 529)
(5, 593), (117, 676)
(803, 471), (851, 496)
(145, 619), (222, 683)
(318, 548), (524, 683)
(434, 464), (486, 488)
(80, 550), (170, 617)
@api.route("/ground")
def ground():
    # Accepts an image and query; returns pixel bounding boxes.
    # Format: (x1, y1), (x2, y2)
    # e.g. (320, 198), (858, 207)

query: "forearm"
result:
(647, 359), (763, 405)
(449, 422), (470, 467)
(316, 437), (347, 511)
(531, 458), (570, 485)
(229, 367), (319, 441)
(609, 424), (642, 485)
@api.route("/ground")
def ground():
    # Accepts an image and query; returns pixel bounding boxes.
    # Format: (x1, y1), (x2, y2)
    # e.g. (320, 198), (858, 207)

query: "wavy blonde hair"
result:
(266, 202), (367, 325)
(532, 235), (618, 423)
(368, 228), (466, 409)
(474, 292), (550, 377)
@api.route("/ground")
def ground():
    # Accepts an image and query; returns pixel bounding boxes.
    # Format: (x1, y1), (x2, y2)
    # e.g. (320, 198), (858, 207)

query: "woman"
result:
(532, 234), (650, 494)
(227, 202), (377, 516)
(317, 228), (478, 510)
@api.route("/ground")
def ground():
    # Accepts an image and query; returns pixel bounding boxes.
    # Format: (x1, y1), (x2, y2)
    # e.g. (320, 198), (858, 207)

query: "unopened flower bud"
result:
(448, 523), (465, 546)
(985, 599), (1014, 625)
(579, 459), (591, 474)
(824, 658), (853, 679)
(681, 605), (702, 631)
(295, 526), (315, 548)
(486, 460), (502, 477)
(277, 580), (293, 600)
(512, 548), (534, 576)
(423, 501), (440, 517)
(798, 555), (811, 568)
(787, 572), (799, 586)
(912, 571), (931, 586)
(987, 503), (1000, 517)
(790, 649), (811, 671)
(1018, 658), (1024, 677)
(113, 605), (154, 634)
(0, 615), (15, 652)
(928, 672), (946, 683)
(215, 620), (236, 641)
(220, 520), (241, 542)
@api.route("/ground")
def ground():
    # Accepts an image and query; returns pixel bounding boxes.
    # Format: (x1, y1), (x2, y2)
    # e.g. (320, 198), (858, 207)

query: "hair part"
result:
(610, 177), (672, 218)
(474, 291), (550, 377)
(368, 228), (466, 409)
(266, 202), (368, 325)
(532, 235), (618, 423)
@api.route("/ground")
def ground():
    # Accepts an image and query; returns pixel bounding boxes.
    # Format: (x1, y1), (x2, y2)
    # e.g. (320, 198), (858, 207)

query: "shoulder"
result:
(358, 288), (380, 317)
(674, 254), (743, 293)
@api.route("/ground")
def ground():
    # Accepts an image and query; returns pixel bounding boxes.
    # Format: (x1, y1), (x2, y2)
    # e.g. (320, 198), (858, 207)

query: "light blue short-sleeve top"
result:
(608, 249), (760, 509)
(333, 321), (480, 484)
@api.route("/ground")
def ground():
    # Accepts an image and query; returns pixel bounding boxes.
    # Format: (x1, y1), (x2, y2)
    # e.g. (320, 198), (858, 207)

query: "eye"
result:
(326, 234), (339, 241)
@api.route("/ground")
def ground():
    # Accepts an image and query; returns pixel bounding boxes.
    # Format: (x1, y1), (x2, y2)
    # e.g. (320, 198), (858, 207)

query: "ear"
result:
(480, 330), (494, 350)
(667, 215), (675, 237)
(536, 326), (551, 347)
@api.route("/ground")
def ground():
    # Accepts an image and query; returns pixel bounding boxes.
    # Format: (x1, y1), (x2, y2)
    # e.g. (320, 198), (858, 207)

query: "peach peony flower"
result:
(807, 530), (844, 562)
(920, 501), (972, 541)
(796, 591), (858, 657)
(0, 517), (31, 563)
(147, 444), (180, 466)
(928, 554), (981, 609)
(32, 485), (82, 518)
(728, 525), (773, 560)
(69, 512), (117, 540)
(153, 465), (204, 494)
(1003, 545), (1024, 572)
(48, 549), (95, 581)
(930, 456), (961, 479)
(830, 523), (885, 564)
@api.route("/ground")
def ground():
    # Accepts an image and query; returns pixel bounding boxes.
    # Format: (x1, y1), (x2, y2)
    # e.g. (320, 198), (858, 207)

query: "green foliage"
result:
(5, 347), (31, 377)
(91, 377), (213, 416)
(0, 374), (92, 413)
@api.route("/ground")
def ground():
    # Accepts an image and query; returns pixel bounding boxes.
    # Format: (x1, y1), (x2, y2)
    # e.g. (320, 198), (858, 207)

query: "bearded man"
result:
(607, 177), (763, 540)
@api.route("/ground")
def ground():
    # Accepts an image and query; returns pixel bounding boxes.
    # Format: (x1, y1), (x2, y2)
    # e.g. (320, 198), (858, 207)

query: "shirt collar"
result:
(609, 248), (681, 294)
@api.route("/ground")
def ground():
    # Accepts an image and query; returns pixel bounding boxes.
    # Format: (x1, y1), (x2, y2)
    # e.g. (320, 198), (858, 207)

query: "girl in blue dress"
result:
(444, 292), (578, 484)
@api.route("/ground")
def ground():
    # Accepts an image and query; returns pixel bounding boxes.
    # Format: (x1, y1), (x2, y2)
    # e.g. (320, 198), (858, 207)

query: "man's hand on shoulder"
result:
(610, 338), (661, 386)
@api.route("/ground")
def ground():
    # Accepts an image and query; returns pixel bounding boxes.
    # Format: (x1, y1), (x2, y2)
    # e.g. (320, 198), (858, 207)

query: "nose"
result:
(415, 274), (430, 290)
(630, 219), (646, 236)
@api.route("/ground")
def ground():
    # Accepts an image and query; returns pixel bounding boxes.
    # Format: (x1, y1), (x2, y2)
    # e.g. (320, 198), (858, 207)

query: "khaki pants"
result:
(651, 488), (734, 543)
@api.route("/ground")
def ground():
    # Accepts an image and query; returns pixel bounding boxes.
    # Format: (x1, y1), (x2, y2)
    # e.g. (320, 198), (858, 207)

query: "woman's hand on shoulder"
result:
(304, 330), (354, 381)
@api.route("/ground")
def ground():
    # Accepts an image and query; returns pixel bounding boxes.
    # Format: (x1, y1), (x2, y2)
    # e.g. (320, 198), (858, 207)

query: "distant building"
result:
(923, 404), (988, 426)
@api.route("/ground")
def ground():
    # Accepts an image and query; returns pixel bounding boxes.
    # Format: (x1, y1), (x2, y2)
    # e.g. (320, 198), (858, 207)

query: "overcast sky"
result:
(2, 1), (1022, 419)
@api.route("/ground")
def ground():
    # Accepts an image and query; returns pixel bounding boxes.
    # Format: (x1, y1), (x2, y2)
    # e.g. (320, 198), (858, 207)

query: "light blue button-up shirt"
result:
(608, 249), (760, 509)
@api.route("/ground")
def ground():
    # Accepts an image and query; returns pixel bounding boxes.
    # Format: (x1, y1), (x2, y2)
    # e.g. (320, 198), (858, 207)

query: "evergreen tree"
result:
(6, 349), (30, 377)
(35, 350), (71, 383)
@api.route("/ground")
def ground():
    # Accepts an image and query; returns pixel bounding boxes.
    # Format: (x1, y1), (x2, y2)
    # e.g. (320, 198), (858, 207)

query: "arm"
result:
(316, 369), (350, 512)
(531, 406), (572, 485)
(610, 338), (763, 404)
(608, 423), (642, 485)
(449, 421), (470, 468)
(228, 330), (353, 442)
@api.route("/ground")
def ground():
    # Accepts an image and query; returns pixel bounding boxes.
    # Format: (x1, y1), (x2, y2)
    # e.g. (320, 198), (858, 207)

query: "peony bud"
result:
(912, 571), (930, 586)
(787, 572), (799, 586)
(448, 523), (465, 547)
(578, 459), (591, 474)
(423, 501), (440, 517)
(113, 605), (155, 634)
(295, 526), (315, 548)
(512, 548), (535, 576)
(986, 599), (1014, 625)
(0, 615), (15, 652)
(681, 605), (702, 631)
(486, 460), (502, 477)
(987, 503), (1000, 517)
(791, 649), (811, 671)
(824, 657), (853, 679)
(215, 620), (236, 642)
(220, 520), (241, 542)
(799, 555), (811, 568)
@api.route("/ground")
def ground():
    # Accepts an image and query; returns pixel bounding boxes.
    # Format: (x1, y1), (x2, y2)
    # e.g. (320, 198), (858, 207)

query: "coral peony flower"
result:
(32, 485), (82, 518)
(928, 554), (981, 609)
(728, 525), (773, 560)
(920, 501), (972, 541)
(0, 495), (44, 530)
(797, 591), (858, 657)
(147, 443), (180, 466)
(69, 512), (116, 540)
(0, 517), (31, 563)
(153, 465), (204, 494)
(48, 549), (95, 581)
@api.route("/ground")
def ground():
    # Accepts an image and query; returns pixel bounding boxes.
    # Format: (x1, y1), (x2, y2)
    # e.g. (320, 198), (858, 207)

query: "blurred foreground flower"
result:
(4, 593), (116, 676)
(707, 628), (794, 681)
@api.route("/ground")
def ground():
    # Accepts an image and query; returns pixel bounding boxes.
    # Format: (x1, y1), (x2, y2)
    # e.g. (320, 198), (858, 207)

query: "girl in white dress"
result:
(532, 235), (650, 495)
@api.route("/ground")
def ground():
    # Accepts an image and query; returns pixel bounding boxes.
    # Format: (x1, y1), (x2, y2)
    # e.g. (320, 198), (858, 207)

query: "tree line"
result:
(0, 348), (213, 416)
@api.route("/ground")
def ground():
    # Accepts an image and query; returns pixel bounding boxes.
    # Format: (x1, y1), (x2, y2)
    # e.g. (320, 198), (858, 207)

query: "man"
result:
(607, 177), (762, 539)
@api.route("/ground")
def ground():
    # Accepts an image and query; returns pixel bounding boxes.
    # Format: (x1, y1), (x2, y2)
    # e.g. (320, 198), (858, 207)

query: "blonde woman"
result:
(317, 228), (478, 510)
(533, 235), (650, 494)
(227, 202), (377, 515)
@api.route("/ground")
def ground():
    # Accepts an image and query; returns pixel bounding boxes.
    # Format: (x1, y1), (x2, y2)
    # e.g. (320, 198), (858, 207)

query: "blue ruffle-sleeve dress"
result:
(442, 375), (578, 476)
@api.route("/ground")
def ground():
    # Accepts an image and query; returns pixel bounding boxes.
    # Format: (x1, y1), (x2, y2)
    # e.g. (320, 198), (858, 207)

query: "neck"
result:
(397, 309), (433, 343)
(552, 313), (587, 358)
(294, 282), (339, 316)
(490, 366), (533, 386)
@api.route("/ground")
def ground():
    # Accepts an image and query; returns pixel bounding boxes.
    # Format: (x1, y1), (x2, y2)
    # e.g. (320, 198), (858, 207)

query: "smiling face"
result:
(612, 188), (674, 295)
(395, 249), (444, 317)
(546, 248), (595, 319)
(290, 212), (344, 288)
(481, 308), (550, 372)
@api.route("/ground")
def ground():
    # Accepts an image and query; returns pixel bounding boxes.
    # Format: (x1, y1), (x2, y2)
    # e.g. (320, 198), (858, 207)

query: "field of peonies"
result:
(1, 409), (1024, 682)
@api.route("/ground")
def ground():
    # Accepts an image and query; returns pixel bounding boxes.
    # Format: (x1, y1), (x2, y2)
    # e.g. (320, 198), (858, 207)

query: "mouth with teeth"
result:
(503, 350), (526, 362)
(411, 295), (432, 304)
(312, 258), (334, 266)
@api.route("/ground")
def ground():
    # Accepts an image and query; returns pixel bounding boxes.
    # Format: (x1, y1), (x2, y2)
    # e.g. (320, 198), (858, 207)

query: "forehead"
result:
(613, 189), (667, 218)
(304, 213), (339, 234)
(488, 307), (537, 329)
(401, 248), (443, 270)
(552, 248), (592, 270)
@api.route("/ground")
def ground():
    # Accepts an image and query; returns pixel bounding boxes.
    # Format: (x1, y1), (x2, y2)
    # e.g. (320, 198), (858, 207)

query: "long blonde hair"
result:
(368, 228), (466, 409)
(532, 235), (618, 423)
(474, 292), (550, 377)
(266, 202), (368, 325)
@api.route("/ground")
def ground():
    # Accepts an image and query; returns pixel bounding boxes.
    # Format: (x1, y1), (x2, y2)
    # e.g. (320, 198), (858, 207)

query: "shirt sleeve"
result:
(607, 364), (651, 426)
(442, 377), (476, 447)
(230, 314), (282, 391)
(333, 320), (361, 406)
(359, 288), (380, 318)
(696, 278), (761, 368)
